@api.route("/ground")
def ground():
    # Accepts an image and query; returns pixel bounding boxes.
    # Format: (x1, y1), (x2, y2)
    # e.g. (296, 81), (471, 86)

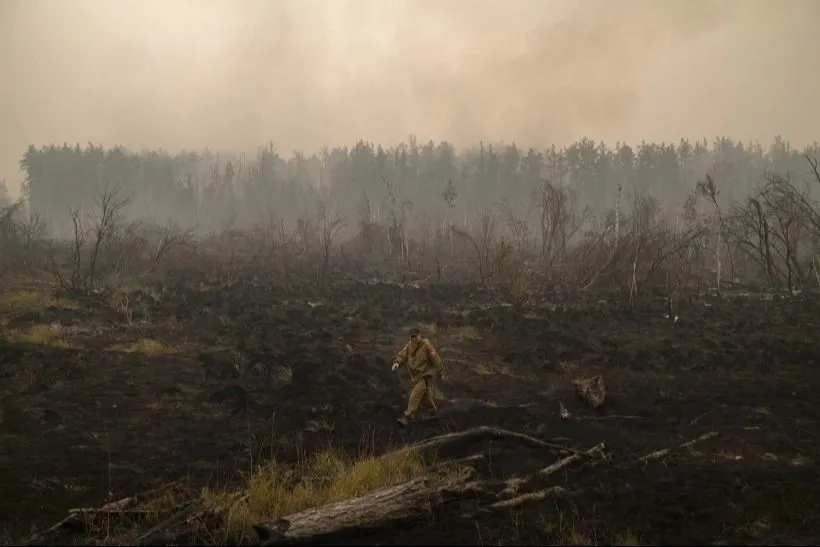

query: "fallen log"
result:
(635, 431), (719, 465)
(479, 485), (570, 512)
(134, 491), (248, 546)
(22, 496), (136, 545)
(22, 480), (192, 546)
(253, 465), (478, 545)
(67, 496), (136, 514)
(538, 442), (606, 477)
(461, 442), (606, 518)
(397, 426), (579, 456)
(133, 501), (203, 546)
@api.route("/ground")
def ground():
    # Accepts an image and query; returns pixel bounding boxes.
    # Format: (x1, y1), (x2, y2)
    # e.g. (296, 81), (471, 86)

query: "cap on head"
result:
(409, 327), (420, 337)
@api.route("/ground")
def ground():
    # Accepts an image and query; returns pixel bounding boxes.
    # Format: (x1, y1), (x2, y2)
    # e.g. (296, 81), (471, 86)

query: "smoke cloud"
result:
(1, 0), (818, 196)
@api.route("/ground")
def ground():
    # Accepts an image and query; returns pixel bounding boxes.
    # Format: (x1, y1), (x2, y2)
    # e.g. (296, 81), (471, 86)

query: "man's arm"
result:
(394, 342), (410, 366)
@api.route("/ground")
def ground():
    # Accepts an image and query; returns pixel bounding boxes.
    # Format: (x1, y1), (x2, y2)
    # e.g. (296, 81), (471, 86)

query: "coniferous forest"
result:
(1, 134), (819, 294)
(14, 136), (818, 233)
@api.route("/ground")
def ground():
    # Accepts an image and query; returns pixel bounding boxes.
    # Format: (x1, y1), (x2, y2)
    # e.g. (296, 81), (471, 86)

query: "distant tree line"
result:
(0, 177), (10, 208)
(17, 135), (820, 237)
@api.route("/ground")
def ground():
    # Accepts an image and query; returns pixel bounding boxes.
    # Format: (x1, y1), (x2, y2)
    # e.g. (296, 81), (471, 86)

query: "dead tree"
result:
(149, 221), (195, 272)
(355, 191), (380, 255)
(535, 179), (568, 267)
(50, 184), (132, 296)
(317, 199), (345, 285)
(727, 169), (814, 291)
(103, 219), (148, 281)
(759, 176), (805, 290)
(728, 196), (777, 287)
(452, 209), (499, 284)
(696, 174), (736, 293)
(535, 179), (589, 283)
(296, 215), (317, 258)
(382, 175), (412, 261)
(626, 189), (659, 307)
(442, 179), (457, 257)
(498, 197), (531, 256)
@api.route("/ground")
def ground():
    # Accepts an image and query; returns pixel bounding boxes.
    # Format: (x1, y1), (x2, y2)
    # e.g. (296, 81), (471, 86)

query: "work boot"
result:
(397, 414), (412, 427)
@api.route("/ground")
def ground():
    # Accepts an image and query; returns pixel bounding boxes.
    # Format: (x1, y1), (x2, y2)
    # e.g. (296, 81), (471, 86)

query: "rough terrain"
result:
(1, 273), (819, 545)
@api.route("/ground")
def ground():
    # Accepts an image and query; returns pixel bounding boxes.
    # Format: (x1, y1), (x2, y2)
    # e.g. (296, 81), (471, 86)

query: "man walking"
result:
(391, 327), (445, 427)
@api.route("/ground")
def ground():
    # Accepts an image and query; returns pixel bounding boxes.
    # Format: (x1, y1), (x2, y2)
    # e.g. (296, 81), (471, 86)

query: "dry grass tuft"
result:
(3, 324), (72, 347)
(452, 325), (481, 341)
(543, 514), (643, 546)
(110, 339), (177, 356)
(0, 289), (78, 314)
(614, 529), (643, 546)
(202, 448), (426, 542)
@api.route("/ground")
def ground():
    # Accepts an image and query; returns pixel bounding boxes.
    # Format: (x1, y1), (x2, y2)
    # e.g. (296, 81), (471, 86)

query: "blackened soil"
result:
(1, 280), (819, 545)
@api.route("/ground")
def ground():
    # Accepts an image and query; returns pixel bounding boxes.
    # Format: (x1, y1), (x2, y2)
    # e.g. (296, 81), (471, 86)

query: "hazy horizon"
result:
(1, 0), (818, 197)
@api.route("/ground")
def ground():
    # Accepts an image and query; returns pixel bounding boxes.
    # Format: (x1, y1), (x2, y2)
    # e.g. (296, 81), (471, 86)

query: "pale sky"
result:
(1, 0), (818, 196)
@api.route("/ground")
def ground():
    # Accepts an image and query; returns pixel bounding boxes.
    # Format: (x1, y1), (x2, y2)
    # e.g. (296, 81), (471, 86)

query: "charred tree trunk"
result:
(253, 467), (477, 545)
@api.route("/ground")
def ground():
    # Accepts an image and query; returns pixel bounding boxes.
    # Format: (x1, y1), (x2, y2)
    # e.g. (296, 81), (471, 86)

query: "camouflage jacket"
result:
(395, 337), (443, 379)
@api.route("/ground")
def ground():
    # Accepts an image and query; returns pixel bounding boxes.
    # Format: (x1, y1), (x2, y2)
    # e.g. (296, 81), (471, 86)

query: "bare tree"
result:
(535, 179), (588, 271)
(728, 195), (777, 287)
(317, 199), (345, 285)
(498, 198), (531, 256)
(382, 175), (412, 260)
(296, 214), (317, 258)
(356, 191), (379, 255)
(442, 179), (457, 257)
(149, 220), (195, 272)
(50, 184), (132, 296)
(727, 170), (813, 291)
(452, 209), (505, 285)
(696, 174), (736, 293)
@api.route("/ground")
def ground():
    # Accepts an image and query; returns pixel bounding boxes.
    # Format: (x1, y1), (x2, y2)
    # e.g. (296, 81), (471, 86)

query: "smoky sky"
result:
(0, 0), (818, 196)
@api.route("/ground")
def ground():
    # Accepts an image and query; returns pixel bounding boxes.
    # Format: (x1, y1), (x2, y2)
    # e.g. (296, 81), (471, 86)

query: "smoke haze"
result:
(1, 0), (818, 196)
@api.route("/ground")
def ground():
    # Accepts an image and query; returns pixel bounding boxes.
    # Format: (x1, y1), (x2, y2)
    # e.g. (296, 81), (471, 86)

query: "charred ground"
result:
(1, 267), (819, 545)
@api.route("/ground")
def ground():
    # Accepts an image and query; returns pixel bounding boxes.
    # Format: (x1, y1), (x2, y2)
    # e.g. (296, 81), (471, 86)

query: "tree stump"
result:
(574, 374), (607, 409)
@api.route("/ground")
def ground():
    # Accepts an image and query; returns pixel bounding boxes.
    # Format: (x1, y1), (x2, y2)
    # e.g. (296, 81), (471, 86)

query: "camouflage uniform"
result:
(392, 328), (444, 426)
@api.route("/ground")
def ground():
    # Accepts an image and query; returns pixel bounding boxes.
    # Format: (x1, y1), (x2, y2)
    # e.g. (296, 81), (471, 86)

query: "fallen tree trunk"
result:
(480, 485), (571, 511)
(538, 442), (606, 477)
(253, 466), (478, 545)
(23, 496), (136, 545)
(461, 442), (606, 518)
(635, 431), (719, 464)
(397, 425), (579, 456)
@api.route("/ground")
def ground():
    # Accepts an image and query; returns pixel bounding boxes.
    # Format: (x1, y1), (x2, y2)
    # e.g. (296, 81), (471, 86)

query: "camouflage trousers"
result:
(404, 376), (439, 420)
